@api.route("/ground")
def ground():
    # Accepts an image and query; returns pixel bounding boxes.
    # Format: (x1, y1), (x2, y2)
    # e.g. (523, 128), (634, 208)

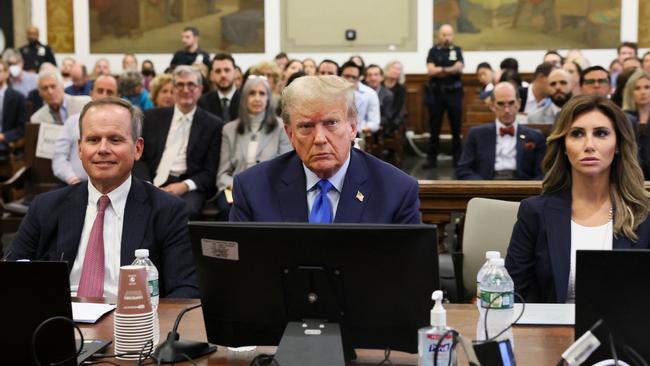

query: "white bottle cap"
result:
(135, 249), (149, 258)
(485, 251), (500, 260)
(490, 258), (505, 267)
(431, 290), (446, 326)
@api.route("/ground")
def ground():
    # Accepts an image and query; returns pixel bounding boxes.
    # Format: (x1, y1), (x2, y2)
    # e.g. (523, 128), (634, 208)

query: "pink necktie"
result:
(77, 195), (110, 297)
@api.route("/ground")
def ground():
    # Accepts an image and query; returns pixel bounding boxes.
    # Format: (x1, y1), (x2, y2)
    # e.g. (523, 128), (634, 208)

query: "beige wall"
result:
(12, 0), (31, 47)
(281, 0), (417, 52)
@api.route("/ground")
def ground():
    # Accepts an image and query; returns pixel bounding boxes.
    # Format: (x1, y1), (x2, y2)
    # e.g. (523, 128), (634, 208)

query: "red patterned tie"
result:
(499, 126), (515, 137)
(77, 195), (110, 297)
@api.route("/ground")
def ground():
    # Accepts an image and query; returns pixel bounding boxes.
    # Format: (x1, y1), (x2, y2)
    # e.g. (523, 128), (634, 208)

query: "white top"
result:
(355, 83), (381, 132)
(523, 86), (549, 114)
(566, 220), (613, 303)
(246, 113), (264, 167)
(494, 120), (517, 172)
(158, 106), (197, 191)
(304, 153), (351, 219)
(52, 113), (88, 182)
(70, 176), (132, 298)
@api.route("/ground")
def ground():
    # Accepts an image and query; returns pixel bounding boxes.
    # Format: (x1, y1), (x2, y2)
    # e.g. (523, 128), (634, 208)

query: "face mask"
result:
(9, 65), (21, 77)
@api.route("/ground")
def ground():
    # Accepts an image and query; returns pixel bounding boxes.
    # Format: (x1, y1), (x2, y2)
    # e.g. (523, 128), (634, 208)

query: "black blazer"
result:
(8, 177), (198, 298)
(505, 190), (650, 303)
(2, 87), (27, 143)
(135, 106), (223, 192)
(197, 89), (241, 122)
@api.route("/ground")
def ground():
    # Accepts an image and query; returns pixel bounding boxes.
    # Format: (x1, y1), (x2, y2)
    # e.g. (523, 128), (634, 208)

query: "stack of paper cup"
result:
(114, 265), (155, 360)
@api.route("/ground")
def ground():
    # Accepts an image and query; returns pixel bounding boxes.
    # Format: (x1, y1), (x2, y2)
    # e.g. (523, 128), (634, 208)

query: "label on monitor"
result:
(201, 239), (239, 261)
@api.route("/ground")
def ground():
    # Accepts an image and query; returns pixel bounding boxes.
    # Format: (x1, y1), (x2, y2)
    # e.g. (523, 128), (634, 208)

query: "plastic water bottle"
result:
(476, 258), (514, 343)
(476, 251), (501, 308)
(132, 249), (160, 344)
(418, 290), (457, 366)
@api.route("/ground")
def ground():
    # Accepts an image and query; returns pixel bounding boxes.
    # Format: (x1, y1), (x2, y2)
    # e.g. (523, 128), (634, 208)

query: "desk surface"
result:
(78, 299), (574, 365)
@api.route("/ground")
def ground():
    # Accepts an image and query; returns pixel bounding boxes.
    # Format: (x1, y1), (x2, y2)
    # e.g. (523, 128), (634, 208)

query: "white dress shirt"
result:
(356, 83), (381, 132)
(304, 153), (351, 219)
(523, 86), (549, 114)
(217, 86), (236, 106)
(160, 106), (197, 191)
(70, 176), (132, 298)
(52, 113), (88, 182)
(494, 120), (517, 172)
(566, 220), (613, 303)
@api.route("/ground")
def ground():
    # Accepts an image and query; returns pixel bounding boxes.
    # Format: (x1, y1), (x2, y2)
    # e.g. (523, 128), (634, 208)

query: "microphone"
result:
(152, 303), (217, 363)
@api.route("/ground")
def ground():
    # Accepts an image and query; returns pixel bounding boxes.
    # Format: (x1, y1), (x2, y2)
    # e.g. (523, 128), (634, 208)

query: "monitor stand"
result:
(274, 320), (345, 366)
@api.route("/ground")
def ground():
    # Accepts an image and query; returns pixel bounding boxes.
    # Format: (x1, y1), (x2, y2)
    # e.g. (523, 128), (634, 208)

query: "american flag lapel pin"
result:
(356, 191), (364, 202)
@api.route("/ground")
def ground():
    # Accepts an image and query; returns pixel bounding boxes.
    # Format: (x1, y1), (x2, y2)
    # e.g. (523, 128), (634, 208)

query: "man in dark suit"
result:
(135, 65), (223, 219)
(197, 53), (240, 122)
(169, 27), (211, 70)
(229, 75), (420, 224)
(0, 60), (26, 157)
(9, 97), (197, 299)
(457, 82), (546, 180)
(19, 26), (57, 72)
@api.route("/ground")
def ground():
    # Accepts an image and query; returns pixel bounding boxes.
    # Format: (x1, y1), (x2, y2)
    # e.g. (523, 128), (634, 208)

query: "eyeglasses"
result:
(494, 100), (518, 110)
(174, 82), (198, 90)
(583, 78), (609, 86)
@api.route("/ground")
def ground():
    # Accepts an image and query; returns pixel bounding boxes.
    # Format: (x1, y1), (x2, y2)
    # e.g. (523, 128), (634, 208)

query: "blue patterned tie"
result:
(309, 179), (334, 223)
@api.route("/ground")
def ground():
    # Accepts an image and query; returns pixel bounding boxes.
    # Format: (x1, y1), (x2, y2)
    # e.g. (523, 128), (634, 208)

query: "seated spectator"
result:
(119, 70), (153, 111)
(249, 60), (282, 106)
(617, 41), (638, 64)
(31, 69), (90, 124)
(543, 50), (563, 67)
(0, 60), (26, 159)
(611, 68), (636, 107)
(527, 69), (573, 124)
(91, 58), (112, 79)
(52, 75), (118, 184)
(198, 53), (240, 122)
(521, 63), (554, 114)
(622, 70), (650, 178)
(364, 64), (395, 134)
(141, 59), (156, 91)
(383, 60), (407, 130)
(563, 60), (582, 97)
(122, 53), (138, 71)
(60, 56), (75, 87)
(64, 63), (92, 96)
(476, 62), (495, 100)
(623, 57), (642, 71)
(2, 48), (37, 97)
(318, 59), (339, 76)
(643, 51), (650, 73)
(149, 73), (174, 108)
(506, 95), (650, 303)
(302, 58), (317, 76)
(280, 59), (303, 90)
(340, 61), (380, 133)
(274, 52), (289, 70)
(216, 77), (292, 220)
(580, 66), (611, 97)
(234, 66), (243, 89)
(610, 59), (623, 89)
(349, 55), (366, 78)
(457, 82), (545, 180)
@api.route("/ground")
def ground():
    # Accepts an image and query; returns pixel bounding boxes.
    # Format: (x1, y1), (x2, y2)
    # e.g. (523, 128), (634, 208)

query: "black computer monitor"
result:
(190, 222), (438, 360)
(576, 250), (650, 364)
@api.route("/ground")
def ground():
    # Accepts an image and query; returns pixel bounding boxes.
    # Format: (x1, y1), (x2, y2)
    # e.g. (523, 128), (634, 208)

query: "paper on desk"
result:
(513, 303), (574, 325)
(72, 302), (116, 323)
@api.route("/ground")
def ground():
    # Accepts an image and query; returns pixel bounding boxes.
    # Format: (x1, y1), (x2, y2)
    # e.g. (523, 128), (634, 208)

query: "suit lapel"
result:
(120, 178), (151, 266)
(515, 126), (524, 172)
(256, 127), (274, 159)
(275, 153), (309, 221)
(335, 149), (370, 223)
(156, 109), (174, 158)
(187, 109), (204, 161)
(486, 125), (497, 178)
(544, 190), (572, 303)
(58, 185), (88, 266)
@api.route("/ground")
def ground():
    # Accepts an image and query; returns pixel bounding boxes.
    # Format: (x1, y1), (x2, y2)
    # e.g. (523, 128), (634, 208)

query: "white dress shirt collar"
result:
(172, 105), (197, 123)
(217, 86), (236, 101)
(495, 119), (518, 134)
(304, 151), (351, 193)
(87, 175), (132, 219)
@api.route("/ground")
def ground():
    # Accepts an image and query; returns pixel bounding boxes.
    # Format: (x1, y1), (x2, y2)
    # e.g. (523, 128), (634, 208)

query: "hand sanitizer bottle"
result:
(418, 290), (457, 366)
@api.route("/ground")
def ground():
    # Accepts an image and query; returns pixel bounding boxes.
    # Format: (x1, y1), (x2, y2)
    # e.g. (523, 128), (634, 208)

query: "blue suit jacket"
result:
(8, 177), (198, 298)
(505, 190), (650, 303)
(456, 123), (546, 180)
(229, 148), (421, 223)
(2, 87), (26, 144)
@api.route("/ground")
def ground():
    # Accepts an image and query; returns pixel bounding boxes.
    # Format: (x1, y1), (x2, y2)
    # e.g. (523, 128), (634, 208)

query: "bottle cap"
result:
(490, 258), (505, 267)
(431, 290), (446, 326)
(135, 249), (150, 258)
(485, 251), (500, 260)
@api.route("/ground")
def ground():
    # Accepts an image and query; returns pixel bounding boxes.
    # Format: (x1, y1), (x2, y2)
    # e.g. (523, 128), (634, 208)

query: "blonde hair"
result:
(543, 95), (649, 241)
(622, 69), (650, 111)
(149, 73), (173, 106)
(384, 60), (405, 84)
(280, 75), (357, 125)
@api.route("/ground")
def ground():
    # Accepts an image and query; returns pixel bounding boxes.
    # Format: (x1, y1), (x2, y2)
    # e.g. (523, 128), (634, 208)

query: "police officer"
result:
(424, 24), (464, 168)
(19, 26), (56, 72)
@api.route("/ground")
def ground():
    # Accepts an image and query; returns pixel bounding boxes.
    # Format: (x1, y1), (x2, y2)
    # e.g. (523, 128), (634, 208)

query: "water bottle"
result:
(476, 251), (501, 308)
(132, 249), (160, 344)
(476, 258), (514, 343)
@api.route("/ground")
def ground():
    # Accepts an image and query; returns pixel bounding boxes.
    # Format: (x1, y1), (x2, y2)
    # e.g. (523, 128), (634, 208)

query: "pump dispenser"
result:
(418, 290), (457, 366)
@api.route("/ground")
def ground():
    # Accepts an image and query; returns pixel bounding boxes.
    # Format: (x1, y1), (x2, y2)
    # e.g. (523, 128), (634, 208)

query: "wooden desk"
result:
(79, 299), (573, 365)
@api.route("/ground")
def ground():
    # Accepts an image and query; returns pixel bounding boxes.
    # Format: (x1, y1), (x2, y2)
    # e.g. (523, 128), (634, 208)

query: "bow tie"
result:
(499, 126), (515, 137)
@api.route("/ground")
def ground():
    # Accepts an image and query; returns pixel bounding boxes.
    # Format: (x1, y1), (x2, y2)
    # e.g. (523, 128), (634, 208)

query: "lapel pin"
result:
(356, 191), (364, 202)
(519, 134), (526, 139)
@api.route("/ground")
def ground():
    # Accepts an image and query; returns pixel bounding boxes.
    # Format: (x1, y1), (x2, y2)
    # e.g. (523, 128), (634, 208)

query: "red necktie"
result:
(499, 126), (515, 137)
(77, 195), (110, 297)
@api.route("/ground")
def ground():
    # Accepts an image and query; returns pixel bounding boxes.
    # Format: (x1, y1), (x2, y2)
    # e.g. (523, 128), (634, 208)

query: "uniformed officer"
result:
(424, 24), (464, 168)
(19, 26), (56, 72)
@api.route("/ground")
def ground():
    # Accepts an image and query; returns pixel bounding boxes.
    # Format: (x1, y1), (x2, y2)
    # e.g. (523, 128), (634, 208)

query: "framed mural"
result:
(434, 0), (621, 50)
(89, 0), (264, 53)
(639, 0), (650, 47)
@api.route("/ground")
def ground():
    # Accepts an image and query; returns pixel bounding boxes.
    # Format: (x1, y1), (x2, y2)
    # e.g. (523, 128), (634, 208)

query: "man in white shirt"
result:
(457, 82), (546, 180)
(527, 69), (573, 124)
(340, 61), (380, 133)
(52, 74), (118, 185)
(134, 65), (223, 219)
(9, 97), (198, 299)
(521, 62), (554, 114)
